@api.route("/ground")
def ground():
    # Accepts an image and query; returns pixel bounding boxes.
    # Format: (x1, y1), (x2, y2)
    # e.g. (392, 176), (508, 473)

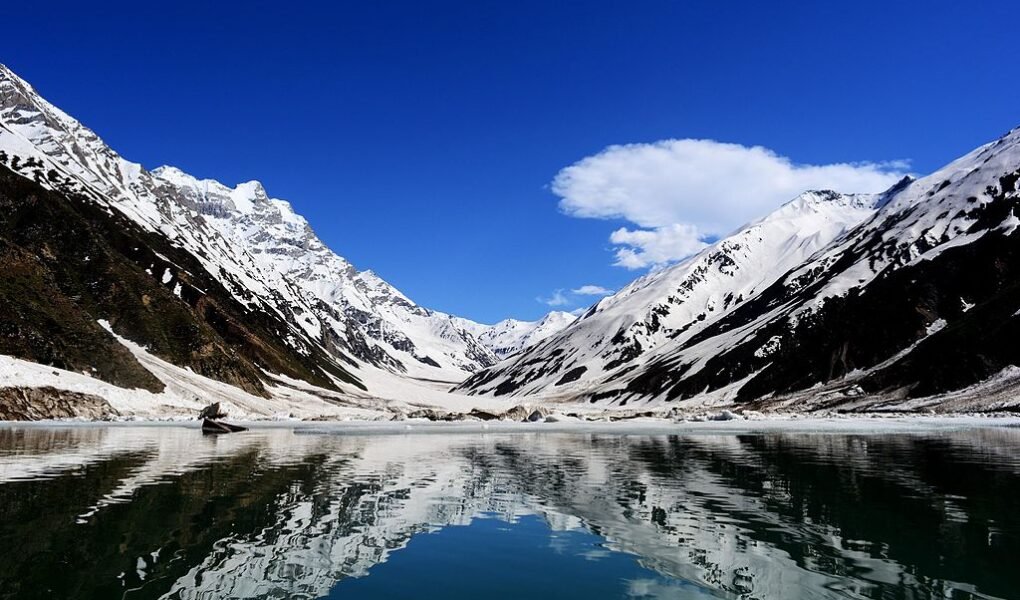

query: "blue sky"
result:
(3, 1), (1018, 323)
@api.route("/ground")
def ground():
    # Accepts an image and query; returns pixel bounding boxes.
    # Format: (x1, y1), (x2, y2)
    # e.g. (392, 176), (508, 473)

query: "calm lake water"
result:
(0, 425), (1017, 599)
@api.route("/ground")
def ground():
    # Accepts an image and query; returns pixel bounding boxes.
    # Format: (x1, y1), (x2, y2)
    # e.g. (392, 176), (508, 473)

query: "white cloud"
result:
(608, 224), (707, 269)
(537, 289), (570, 306)
(538, 285), (615, 307)
(553, 139), (909, 268)
(571, 284), (614, 296)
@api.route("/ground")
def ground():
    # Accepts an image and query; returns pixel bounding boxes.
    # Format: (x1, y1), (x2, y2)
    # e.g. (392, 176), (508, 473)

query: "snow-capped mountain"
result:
(459, 188), (889, 397)
(144, 164), (496, 377)
(463, 126), (1020, 408)
(4, 61), (1020, 415)
(455, 311), (577, 359)
(0, 63), (495, 397)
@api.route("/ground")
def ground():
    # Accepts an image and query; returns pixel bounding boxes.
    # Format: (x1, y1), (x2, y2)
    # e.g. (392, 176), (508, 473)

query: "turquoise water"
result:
(0, 425), (1017, 599)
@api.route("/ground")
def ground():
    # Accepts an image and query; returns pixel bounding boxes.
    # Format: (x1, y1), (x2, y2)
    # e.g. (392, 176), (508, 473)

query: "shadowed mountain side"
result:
(0, 164), (363, 396)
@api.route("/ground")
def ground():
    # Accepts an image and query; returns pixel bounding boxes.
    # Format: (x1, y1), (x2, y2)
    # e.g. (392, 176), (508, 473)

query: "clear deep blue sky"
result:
(3, 1), (1018, 323)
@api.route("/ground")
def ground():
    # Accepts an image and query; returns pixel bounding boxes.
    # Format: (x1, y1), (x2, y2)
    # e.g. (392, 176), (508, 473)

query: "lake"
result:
(0, 424), (1017, 599)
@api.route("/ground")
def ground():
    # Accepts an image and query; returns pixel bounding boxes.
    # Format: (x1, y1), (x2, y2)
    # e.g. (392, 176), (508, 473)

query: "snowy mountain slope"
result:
(5, 62), (1020, 415)
(0, 63), (495, 396)
(145, 165), (497, 377)
(0, 160), (374, 399)
(464, 126), (1020, 408)
(663, 126), (1020, 404)
(459, 188), (887, 397)
(454, 311), (577, 359)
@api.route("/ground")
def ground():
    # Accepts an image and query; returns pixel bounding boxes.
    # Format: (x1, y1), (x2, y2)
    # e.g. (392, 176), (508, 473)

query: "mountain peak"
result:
(151, 165), (208, 189)
(539, 311), (578, 326)
(468, 310), (577, 359)
(459, 184), (886, 397)
(789, 189), (876, 209)
(151, 165), (302, 225)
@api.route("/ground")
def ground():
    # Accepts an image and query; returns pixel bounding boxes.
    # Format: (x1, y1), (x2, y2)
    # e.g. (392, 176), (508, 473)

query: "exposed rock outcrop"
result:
(0, 386), (119, 420)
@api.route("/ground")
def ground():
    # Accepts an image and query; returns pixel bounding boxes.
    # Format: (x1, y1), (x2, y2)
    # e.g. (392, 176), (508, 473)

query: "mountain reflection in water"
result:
(0, 426), (1017, 599)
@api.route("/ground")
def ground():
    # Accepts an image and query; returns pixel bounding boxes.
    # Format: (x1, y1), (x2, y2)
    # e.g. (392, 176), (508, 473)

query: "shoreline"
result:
(3, 413), (1018, 436)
